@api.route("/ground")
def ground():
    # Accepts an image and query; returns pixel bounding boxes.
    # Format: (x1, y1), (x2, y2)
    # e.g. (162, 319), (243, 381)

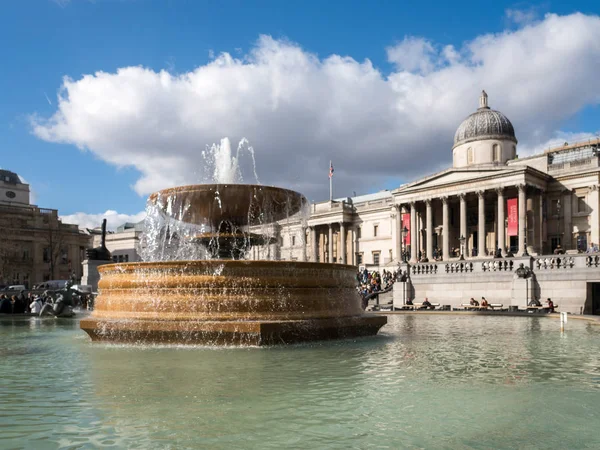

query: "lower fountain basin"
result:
(80, 260), (387, 345)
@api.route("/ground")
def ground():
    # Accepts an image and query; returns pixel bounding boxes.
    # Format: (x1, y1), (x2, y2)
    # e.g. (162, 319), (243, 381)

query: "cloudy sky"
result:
(2, 1), (600, 229)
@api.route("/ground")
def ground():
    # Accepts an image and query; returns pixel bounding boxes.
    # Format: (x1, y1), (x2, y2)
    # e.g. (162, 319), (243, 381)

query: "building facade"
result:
(270, 91), (600, 268)
(0, 170), (92, 288)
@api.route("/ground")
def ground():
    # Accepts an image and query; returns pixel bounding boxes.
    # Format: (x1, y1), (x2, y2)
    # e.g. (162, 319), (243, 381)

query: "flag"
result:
(329, 161), (334, 179)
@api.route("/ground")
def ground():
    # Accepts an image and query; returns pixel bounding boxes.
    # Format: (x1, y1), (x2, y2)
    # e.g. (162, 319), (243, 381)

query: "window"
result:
(493, 144), (501, 162)
(551, 237), (561, 253)
(577, 233), (588, 252)
(372, 251), (380, 266)
(291, 235), (296, 246)
(356, 227), (362, 239)
(373, 225), (378, 237)
(22, 248), (30, 261)
(577, 196), (586, 214)
(551, 199), (560, 216)
(60, 248), (68, 264)
(467, 147), (474, 164)
(43, 247), (50, 263)
(356, 253), (363, 265)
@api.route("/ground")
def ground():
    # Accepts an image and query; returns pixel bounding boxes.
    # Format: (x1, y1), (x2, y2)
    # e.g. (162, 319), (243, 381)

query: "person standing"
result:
(30, 296), (43, 314)
(0, 295), (12, 314)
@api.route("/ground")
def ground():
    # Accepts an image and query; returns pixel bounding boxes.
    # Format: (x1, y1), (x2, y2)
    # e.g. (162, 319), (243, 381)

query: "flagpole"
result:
(329, 160), (333, 202)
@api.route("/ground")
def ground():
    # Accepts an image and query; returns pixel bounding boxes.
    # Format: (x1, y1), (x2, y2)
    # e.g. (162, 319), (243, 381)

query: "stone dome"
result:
(453, 91), (517, 148)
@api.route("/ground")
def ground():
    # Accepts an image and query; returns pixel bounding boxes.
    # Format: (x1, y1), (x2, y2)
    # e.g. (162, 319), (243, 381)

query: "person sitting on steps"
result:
(470, 298), (479, 306)
(480, 297), (489, 308)
(422, 298), (434, 310)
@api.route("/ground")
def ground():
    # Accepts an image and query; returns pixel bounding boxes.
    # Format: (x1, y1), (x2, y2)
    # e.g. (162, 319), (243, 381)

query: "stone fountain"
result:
(80, 140), (386, 345)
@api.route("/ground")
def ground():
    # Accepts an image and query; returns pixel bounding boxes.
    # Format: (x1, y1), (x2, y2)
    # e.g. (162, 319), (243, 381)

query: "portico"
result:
(393, 166), (549, 261)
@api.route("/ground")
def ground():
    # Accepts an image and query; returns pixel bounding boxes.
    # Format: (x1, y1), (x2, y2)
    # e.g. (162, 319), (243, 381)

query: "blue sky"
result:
(1, 0), (600, 228)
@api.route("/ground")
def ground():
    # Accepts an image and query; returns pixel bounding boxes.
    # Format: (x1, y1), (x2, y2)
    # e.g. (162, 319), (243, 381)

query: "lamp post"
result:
(401, 226), (409, 263)
(459, 235), (466, 261)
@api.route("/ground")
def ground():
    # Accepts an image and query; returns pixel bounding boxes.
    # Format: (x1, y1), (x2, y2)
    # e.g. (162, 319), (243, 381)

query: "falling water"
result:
(139, 138), (306, 262)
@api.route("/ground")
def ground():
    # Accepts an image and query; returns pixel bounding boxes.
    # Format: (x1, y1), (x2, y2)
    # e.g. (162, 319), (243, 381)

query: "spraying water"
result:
(139, 138), (307, 262)
(200, 138), (260, 185)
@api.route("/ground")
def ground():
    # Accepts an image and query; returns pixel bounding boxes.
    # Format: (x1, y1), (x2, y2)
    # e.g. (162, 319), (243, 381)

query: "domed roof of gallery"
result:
(453, 91), (517, 148)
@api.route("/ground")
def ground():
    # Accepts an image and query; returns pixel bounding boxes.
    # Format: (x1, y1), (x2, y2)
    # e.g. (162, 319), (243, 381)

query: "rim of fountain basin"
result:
(147, 183), (308, 227)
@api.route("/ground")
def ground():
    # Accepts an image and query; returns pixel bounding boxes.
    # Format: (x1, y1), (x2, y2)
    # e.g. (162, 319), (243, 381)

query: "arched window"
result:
(493, 144), (501, 162)
(467, 147), (474, 164)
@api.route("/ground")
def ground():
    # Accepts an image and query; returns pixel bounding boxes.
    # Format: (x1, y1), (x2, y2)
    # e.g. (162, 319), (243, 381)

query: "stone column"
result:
(497, 187), (505, 256)
(518, 184), (526, 256)
(312, 227), (318, 262)
(301, 227), (307, 262)
(339, 222), (346, 264)
(328, 224), (333, 263)
(410, 202), (417, 263)
(460, 193), (467, 257)
(442, 196), (449, 261)
(426, 199), (433, 260)
(539, 192), (545, 254)
(563, 189), (572, 250)
(477, 191), (485, 257)
(590, 186), (599, 247)
(391, 205), (400, 262)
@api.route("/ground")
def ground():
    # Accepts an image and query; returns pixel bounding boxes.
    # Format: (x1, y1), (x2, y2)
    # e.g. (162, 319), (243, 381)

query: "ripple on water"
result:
(0, 315), (599, 449)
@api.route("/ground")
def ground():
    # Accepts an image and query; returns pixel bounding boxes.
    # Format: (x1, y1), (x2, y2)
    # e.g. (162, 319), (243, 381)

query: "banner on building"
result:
(507, 198), (518, 236)
(401, 213), (410, 245)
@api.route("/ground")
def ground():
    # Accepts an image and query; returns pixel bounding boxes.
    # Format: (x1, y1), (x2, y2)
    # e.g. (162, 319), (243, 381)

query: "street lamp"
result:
(401, 226), (409, 262)
(459, 235), (466, 261)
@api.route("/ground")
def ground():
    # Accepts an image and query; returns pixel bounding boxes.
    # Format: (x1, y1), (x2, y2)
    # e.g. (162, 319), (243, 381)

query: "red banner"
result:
(507, 198), (518, 236)
(402, 213), (410, 245)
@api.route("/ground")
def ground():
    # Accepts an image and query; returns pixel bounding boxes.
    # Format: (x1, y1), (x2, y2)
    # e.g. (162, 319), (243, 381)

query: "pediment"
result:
(396, 167), (520, 193)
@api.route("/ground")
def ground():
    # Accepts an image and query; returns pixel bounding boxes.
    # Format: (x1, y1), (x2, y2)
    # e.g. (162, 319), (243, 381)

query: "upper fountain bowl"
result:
(148, 184), (307, 228)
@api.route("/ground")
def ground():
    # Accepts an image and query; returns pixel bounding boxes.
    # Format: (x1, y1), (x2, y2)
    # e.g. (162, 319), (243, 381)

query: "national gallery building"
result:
(264, 91), (600, 314)
(274, 91), (599, 266)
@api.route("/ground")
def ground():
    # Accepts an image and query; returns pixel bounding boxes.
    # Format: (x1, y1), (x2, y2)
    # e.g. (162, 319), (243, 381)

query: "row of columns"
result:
(400, 184), (529, 263)
(305, 222), (349, 264)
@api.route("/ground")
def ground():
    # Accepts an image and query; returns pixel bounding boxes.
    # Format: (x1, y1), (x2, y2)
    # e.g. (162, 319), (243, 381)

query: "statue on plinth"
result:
(515, 263), (532, 279)
(86, 219), (112, 261)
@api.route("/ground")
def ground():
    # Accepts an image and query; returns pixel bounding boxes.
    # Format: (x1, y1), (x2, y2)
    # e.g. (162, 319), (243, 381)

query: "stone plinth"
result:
(511, 277), (535, 307)
(80, 260), (387, 345)
(81, 259), (111, 292)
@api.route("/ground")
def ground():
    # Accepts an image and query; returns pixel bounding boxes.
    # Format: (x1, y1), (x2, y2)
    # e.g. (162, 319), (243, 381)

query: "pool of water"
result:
(1, 314), (599, 449)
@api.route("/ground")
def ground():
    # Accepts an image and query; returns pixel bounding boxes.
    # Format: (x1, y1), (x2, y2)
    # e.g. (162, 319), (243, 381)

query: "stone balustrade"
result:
(402, 253), (600, 277)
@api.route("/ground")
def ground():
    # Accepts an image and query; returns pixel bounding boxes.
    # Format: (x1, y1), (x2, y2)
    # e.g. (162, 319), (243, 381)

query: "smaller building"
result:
(91, 221), (144, 263)
(0, 169), (92, 288)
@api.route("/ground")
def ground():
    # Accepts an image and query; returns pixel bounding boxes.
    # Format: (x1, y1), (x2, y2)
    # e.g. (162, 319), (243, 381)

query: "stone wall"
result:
(398, 254), (600, 314)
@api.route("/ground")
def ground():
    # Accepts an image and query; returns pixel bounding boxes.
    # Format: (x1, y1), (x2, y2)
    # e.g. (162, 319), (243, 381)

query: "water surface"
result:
(1, 315), (599, 449)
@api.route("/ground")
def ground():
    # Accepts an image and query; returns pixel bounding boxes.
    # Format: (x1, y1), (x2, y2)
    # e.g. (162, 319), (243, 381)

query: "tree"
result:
(44, 219), (66, 280)
(0, 214), (20, 285)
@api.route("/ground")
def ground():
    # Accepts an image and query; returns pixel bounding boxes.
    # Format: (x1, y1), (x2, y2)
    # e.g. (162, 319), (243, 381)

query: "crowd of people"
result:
(356, 268), (400, 309)
(0, 289), (93, 315)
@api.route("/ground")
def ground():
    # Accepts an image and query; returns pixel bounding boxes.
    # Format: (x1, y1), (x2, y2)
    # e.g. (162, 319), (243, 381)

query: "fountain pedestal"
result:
(80, 260), (387, 345)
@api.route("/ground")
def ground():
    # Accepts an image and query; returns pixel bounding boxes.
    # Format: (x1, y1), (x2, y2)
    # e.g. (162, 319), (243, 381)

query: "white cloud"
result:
(505, 8), (539, 26)
(32, 13), (600, 202)
(60, 210), (146, 231)
(519, 131), (600, 157)
(386, 37), (438, 73)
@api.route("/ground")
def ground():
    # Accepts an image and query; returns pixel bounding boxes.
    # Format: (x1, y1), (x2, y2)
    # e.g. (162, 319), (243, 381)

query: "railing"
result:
(481, 260), (514, 272)
(585, 255), (600, 267)
(548, 156), (599, 172)
(535, 256), (575, 270)
(402, 253), (599, 276)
